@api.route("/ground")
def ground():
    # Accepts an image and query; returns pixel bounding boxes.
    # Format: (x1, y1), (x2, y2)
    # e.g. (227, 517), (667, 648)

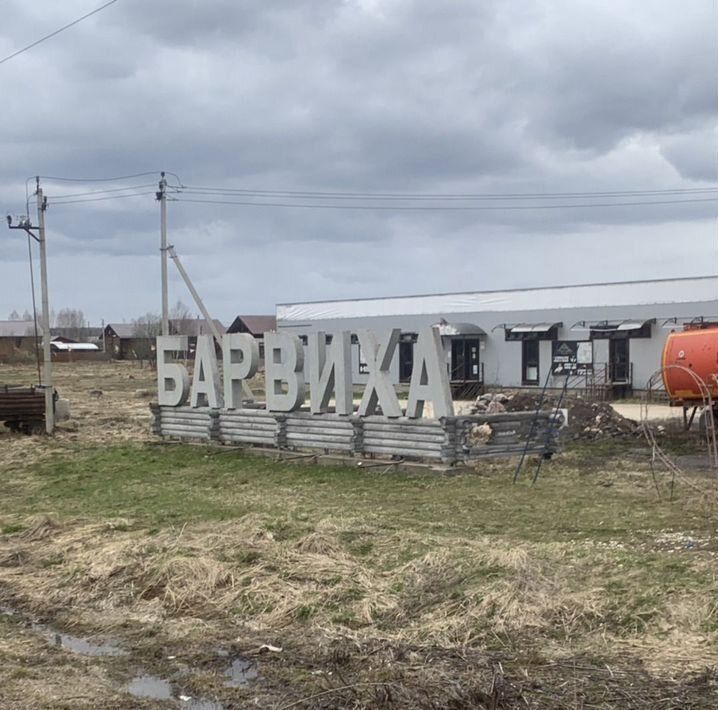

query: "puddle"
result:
(2, 604), (126, 657)
(224, 657), (258, 687)
(2, 605), (254, 708)
(40, 627), (127, 657)
(126, 674), (225, 709)
(127, 674), (173, 700)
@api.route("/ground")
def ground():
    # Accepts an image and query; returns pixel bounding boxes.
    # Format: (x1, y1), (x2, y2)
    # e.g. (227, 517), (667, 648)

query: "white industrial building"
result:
(276, 275), (718, 398)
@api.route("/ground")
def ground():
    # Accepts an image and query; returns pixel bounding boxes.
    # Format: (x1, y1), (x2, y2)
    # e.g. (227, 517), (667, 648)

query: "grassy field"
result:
(0, 362), (717, 708)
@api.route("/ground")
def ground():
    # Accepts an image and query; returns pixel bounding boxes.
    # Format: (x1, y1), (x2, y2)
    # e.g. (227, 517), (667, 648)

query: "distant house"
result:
(51, 326), (102, 343)
(50, 337), (102, 362)
(0, 320), (41, 360)
(104, 319), (226, 360)
(227, 315), (276, 337)
(104, 323), (153, 360)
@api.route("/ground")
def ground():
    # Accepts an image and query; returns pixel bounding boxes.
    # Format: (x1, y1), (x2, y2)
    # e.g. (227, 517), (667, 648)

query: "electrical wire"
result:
(49, 190), (156, 206)
(172, 184), (718, 201)
(50, 183), (156, 200)
(0, 0), (121, 67)
(169, 196), (717, 212)
(37, 171), (163, 183)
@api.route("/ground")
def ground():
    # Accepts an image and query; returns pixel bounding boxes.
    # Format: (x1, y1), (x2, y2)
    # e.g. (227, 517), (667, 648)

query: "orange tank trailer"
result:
(662, 328), (718, 403)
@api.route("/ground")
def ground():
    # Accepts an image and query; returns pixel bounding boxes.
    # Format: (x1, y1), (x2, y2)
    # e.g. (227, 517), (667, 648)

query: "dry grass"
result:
(1, 361), (717, 707)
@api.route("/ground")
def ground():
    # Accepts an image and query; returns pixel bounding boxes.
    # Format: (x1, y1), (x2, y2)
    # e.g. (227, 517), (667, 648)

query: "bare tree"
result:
(8, 310), (20, 320)
(170, 300), (194, 321)
(132, 313), (162, 363)
(55, 308), (85, 340)
(22, 309), (32, 321)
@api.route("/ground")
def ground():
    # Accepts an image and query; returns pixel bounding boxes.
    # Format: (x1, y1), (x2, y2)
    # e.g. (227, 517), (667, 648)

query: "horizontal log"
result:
(161, 431), (210, 440)
(362, 422), (442, 434)
(286, 432), (353, 444)
(286, 412), (354, 422)
(219, 433), (276, 445)
(219, 422), (278, 433)
(285, 419), (353, 431)
(159, 424), (211, 434)
(362, 432), (446, 445)
(362, 445), (443, 459)
(160, 415), (212, 425)
(362, 416), (440, 427)
(220, 413), (278, 424)
(286, 442), (354, 452)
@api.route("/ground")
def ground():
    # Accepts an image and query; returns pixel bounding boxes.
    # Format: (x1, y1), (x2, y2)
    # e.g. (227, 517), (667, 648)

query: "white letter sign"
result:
(308, 331), (353, 415)
(190, 335), (222, 408)
(157, 335), (190, 406)
(222, 333), (259, 409)
(406, 327), (454, 419)
(265, 332), (306, 412)
(357, 329), (402, 418)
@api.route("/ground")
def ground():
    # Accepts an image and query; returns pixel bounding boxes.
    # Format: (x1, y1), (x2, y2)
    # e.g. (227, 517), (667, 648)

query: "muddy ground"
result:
(0, 362), (717, 709)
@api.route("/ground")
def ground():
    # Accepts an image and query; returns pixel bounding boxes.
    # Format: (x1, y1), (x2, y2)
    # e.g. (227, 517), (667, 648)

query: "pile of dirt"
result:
(474, 391), (639, 441)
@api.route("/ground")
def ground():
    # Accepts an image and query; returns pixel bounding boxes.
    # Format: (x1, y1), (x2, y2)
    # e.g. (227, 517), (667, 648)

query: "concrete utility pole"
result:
(158, 172), (169, 335)
(36, 178), (54, 434)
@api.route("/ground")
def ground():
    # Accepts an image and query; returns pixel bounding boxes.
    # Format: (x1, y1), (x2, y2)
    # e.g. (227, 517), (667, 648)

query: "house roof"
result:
(170, 318), (226, 336)
(105, 319), (226, 339)
(105, 323), (137, 338)
(0, 320), (41, 337)
(277, 275), (718, 323)
(227, 315), (276, 335)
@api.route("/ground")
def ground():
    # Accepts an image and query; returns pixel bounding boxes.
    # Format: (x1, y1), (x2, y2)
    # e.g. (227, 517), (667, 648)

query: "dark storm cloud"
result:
(0, 0), (716, 322)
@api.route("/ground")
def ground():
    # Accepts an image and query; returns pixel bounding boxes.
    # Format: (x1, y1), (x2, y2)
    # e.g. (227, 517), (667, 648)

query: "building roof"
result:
(0, 320), (41, 337)
(51, 341), (100, 351)
(170, 318), (226, 336)
(105, 323), (138, 338)
(277, 275), (718, 323)
(227, 315), (276, 335)
(105, 319), (226, 339)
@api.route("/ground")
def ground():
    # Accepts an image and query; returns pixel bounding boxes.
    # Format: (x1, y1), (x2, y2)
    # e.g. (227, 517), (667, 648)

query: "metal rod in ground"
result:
(513, 366), (553, 483)
(532, 374), (569, 485)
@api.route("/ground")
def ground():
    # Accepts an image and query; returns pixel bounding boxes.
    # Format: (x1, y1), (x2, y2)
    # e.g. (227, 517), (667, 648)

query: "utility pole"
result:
(158, 172), (169, 335)
(36, 178), (54, 434)
(6, 179), (55, 434)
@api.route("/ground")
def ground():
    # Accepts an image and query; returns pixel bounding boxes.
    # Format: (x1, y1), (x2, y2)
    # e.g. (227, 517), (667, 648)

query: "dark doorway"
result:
(609, 337), (630, 382)
(451, 338), (480, 381)
(522, 340), (540, 385)
(399, 340), (414, 383)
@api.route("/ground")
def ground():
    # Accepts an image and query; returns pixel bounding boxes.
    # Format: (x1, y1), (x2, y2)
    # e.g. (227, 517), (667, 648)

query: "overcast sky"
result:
(0, 0), (716, 325)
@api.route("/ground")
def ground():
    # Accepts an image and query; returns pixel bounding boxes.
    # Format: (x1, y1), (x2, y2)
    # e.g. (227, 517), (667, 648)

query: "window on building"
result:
(522, 340), (539, 385)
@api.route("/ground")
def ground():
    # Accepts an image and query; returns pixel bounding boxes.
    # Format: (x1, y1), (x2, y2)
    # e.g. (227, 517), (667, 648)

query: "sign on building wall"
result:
(551, 340), (593, 376)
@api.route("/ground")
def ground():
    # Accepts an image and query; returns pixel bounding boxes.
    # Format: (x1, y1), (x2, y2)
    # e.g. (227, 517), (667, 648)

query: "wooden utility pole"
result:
(35, 177), (54, 434)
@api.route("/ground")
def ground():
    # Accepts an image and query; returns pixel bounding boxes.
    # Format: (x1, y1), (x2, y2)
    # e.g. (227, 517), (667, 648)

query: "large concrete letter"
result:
(190, 335), (222, 408)
(357, 329), (402, 418)
(406, 327), (454, 419)
(222, 333), (259, 409)
(157, 335), (190, 406)
(308, 331), (353, 415)
(265, 332), (306, 412)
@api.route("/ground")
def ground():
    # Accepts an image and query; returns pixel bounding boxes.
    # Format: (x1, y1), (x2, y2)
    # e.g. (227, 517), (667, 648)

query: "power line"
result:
(169, 196), (717, 212)
(172, 184), (718, 201)
(37, 170), (163, 183)
(0, 0), (121, 67)
(49, 190), (155, 206)
(50, 183), (156, 200)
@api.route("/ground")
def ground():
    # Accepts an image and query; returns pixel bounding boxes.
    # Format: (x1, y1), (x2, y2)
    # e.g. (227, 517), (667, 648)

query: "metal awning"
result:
(660, 316), (718, 328)
(571, 318), (654, 332)
(508, 322), (561, 334)
(433, 321), (486, 337)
